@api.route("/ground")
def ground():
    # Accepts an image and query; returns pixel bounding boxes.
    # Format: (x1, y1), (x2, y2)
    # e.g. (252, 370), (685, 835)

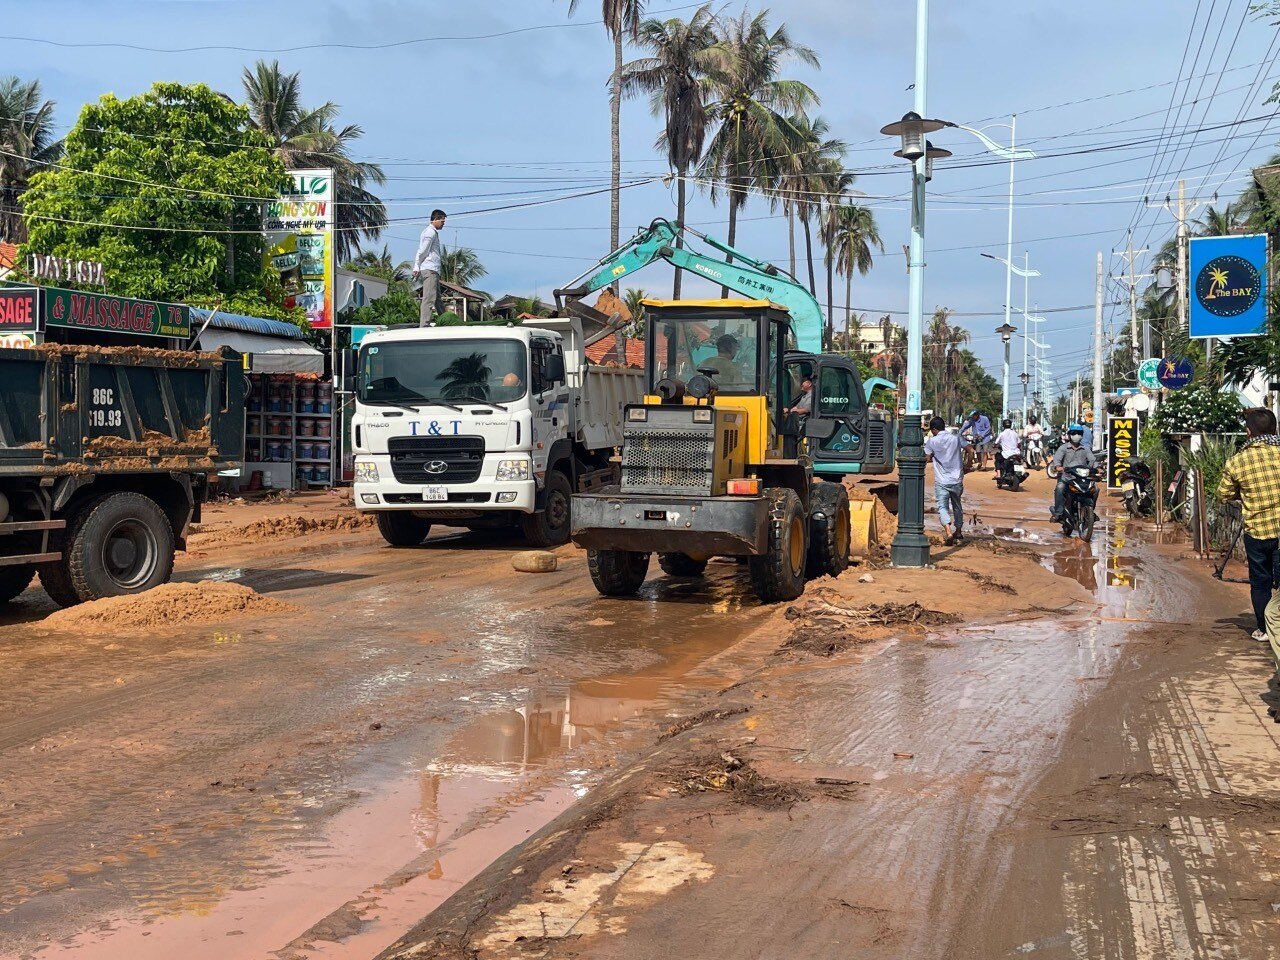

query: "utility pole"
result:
(1092, 251), (1105, 453)
(1147, 181), (1214, 332)
(1113, 236), (1153, 371)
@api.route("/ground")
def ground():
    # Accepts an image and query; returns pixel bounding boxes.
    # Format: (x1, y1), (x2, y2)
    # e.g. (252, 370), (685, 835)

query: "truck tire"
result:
(587, 549), (650, 597)
(658, 553), (708, 578)
(806, 482), (851, 579)
(749, 488), (807, 604)
(0, 564), (35, 604)
(40, 496), (102, 608)
(521, 470), (572, 548)
(68, 492), (175, 602)
(376, 512), (432, 547)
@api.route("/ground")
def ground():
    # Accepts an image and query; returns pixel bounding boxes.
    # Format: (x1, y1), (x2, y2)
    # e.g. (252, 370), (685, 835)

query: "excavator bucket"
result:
(849, 499), (879, 557)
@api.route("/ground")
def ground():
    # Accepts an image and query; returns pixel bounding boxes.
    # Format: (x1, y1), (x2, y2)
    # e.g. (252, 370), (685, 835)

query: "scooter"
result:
(995, 452), (1028, 491)
(1052, 464), (1100, 541)
(1024, 435), (1045, 469)
(1120, 456), (1153, 517)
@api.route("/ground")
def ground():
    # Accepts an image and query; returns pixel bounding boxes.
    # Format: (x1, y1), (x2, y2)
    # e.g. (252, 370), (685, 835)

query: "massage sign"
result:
(43, 289), (190, 340)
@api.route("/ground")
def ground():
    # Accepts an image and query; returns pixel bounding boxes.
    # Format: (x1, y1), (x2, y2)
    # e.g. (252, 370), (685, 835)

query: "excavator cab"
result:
(784, 353), (871, 471)
(571, 300), (854, 605)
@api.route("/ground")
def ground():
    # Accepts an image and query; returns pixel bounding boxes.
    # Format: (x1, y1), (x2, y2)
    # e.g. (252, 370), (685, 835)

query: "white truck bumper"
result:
(353, 454), (537, 514)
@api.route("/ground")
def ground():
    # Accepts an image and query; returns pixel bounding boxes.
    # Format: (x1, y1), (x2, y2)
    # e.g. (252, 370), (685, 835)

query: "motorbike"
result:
(995, 451), (1029, 491)
(1120, 456), (1153, 517)
(1024, 435), (1045, 469)
(1052, 464), (1100, 541)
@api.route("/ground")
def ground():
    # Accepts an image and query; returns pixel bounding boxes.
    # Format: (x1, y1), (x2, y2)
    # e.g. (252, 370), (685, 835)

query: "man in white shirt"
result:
(993, 418), (1021, 473)
(924, 415), (971, 544)
(414, 209), (447, 325)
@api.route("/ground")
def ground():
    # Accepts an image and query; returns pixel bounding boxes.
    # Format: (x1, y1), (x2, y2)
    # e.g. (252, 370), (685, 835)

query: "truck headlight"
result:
(354, 460), (379, 483)
(496, 459), (531, 481)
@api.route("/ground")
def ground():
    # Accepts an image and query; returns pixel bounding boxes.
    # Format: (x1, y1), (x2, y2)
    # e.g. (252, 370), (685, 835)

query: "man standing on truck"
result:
(414, 209), (447, 325)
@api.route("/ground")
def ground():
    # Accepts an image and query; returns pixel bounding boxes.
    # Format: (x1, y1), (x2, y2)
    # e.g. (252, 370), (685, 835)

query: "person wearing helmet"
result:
(993, 417), (1021, 474)
(1050, 424), (1099, 521)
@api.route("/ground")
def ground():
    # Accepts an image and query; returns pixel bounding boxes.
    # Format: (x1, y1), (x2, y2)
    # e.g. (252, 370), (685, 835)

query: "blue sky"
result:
(7, 0), (1280, 398)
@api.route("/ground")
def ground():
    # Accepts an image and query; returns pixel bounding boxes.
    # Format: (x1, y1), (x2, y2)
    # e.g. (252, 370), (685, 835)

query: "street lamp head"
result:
(996, 322), (1017, 342)
(881, 110), (945, 162)
(1019, 371), (1030, 385)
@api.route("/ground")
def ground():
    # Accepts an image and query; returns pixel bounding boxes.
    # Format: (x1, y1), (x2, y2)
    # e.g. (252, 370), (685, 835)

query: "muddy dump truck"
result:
(0, 344), (246, 607)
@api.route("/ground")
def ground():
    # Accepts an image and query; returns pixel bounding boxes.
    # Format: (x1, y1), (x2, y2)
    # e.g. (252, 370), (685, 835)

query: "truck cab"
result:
(351, 321), (640, 547)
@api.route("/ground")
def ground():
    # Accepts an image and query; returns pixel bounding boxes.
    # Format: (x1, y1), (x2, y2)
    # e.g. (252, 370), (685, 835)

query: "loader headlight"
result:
(627, 407), (648, 422)
(354, 460), (379, 483)
(692, 407), (713, 423)
(497, 459), (531, 481)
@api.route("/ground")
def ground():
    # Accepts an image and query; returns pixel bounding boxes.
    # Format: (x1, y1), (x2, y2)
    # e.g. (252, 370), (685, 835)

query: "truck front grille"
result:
(621, 427), (714, 496)
(387, 436), (485, 484)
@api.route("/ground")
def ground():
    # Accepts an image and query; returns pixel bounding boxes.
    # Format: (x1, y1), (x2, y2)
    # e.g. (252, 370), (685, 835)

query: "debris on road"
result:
(190, 512), (374, 546)
(512, 550), (558, 573)
(669, 751), (808, 809)
(42, 581), (297, 630)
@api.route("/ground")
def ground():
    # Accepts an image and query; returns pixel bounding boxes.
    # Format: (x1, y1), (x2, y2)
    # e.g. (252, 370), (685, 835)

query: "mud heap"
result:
(43, 581), (296, 631)
(190, 512), (374, 546)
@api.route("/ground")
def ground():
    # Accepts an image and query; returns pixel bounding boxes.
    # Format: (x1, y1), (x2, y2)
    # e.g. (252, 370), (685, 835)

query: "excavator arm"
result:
(554, 218), (826, 354)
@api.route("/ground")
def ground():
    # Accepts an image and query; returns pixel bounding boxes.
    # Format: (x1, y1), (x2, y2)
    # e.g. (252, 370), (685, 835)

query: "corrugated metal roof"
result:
(191, 307), (307, 340)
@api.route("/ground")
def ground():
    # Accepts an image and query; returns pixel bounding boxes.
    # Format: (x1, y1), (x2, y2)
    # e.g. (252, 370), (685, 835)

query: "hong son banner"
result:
(1189, 233), (1268, 338)
(1107, 416), (1140, 491)
(264, 169), (334, 330)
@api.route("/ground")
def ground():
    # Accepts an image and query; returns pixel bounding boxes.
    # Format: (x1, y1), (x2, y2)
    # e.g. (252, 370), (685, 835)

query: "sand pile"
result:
(191, 512), (374, 545)
(44, 581), (296, 630)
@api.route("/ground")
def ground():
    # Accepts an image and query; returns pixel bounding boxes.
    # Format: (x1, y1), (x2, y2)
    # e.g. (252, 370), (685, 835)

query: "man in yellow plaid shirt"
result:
(1218, 408), (1280, 665)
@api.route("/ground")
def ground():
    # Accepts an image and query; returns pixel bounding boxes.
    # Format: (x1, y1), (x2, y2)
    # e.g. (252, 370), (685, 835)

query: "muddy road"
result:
(2, 477), (1278, 959)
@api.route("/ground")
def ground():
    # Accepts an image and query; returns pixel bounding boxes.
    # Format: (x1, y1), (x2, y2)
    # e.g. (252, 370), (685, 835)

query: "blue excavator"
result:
(553, 218), (896, 483)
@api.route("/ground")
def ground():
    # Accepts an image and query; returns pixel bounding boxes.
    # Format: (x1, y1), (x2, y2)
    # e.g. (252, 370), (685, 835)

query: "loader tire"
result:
(68, 492), (175, 601)
(749, 488), (807, 604)
(376, 511), (432, 547)
(521, 470), (572, 547)
(806, 482), (851, 580)
(587, 549), (650, 597)
(0, 564), (35, 604)
(658, 552), (709, 578)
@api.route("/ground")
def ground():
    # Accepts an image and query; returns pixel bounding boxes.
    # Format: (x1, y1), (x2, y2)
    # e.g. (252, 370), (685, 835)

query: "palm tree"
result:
(440, 247), (487, 288)
(437, 353), (492, 399)
(698, 9), (819, 292)
(346, 244), (411, 283)
(618, 4), (716, 297)
(623, 287), (648, 335)
(0, 77), (61, 243)
(566, 1), (646, 259)
(1195, 202), (1244, 238)
(241, 60), (387, 261)
(828, 202), (882, 353)
(785, 115), (844, 298)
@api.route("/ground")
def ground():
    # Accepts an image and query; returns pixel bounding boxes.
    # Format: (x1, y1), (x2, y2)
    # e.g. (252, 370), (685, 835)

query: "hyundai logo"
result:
(424, 460), (449, 475)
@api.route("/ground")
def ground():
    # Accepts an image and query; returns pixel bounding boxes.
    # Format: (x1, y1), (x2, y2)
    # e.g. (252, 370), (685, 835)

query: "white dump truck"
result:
(350, 319), (643, 547)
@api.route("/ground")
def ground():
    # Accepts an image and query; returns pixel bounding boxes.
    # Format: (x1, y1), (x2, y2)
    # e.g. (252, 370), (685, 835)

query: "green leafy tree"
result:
(20, 82), (294, 318)
(242, 60), (386, 262)
(345, 281), (420, 327)
(828, 203), (882, 346)
(623, 287), (648, 336)
(1151, 381), (1243, 434)
(0, 76), (62, 243)
(345, 244), (411, 283)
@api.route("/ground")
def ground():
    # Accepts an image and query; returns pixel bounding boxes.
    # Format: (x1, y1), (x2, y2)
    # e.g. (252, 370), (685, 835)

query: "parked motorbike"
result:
(995, 452), (1028, 491)
(1053, 464), (1100, 541)
(1120, 456), (1153, 517)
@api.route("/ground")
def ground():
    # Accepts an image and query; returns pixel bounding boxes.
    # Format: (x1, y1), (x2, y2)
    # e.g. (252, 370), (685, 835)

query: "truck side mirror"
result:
(804, 417), (836, 440)
(546, 354), (566, 384)
(341, 375), (356, 394)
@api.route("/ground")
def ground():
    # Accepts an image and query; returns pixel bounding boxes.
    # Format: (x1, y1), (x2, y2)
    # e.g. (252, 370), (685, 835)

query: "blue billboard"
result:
(1189, 233), (1268, 338)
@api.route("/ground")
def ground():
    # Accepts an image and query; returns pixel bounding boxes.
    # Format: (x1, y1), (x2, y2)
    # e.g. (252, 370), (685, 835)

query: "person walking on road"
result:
(961, 409), (993, 469)
(414, 209), (447, 325)
(1217, 407), (1280, 644)
(925, 415), (970, 545)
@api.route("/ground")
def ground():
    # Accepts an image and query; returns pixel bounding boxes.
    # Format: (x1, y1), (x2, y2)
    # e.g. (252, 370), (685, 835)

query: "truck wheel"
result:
(376, 512), (432, 547)
(0, 564), (35, 604)
(521, 470), (572, 548)
(658, 553), (709, 578)
(749, 488), (807, 604)
(68, 492), (175, 602)
(806, 483), (851, 579)
(587, 549), (650, 597)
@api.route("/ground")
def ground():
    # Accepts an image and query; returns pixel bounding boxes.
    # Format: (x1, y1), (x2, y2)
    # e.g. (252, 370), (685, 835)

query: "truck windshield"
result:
(359, 339), (528, 406)
(652, 316), (760, 394)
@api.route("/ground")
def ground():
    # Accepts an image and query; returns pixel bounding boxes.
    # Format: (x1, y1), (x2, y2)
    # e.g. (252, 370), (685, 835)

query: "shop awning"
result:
(190, 309), (323, 374)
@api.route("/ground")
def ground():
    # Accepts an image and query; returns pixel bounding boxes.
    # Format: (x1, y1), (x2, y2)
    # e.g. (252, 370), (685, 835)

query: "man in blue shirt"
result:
(960, 408), (993, 469)
(925, 415), (971, 544)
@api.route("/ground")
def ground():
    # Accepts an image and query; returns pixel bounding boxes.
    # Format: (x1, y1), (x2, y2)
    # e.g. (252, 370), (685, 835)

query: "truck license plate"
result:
(422, 485), (448, 502)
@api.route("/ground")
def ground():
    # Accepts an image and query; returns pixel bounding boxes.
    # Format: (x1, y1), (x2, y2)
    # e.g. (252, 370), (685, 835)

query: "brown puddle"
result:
(33, 573), (759, 958)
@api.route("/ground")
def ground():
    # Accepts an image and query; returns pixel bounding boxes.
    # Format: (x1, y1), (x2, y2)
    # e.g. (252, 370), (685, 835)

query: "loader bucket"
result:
(849, 499), (879, 557)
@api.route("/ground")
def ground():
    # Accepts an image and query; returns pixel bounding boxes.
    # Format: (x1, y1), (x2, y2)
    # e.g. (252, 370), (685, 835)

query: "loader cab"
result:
(785, 352), (871, 475)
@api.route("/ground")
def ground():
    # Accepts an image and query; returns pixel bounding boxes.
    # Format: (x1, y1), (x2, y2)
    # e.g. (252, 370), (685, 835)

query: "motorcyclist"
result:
(960, 408), (993, 469)
(1050, 423), (1100, 522)
(993, 418), (1021, 474)
(1023, 415), (1044, 465)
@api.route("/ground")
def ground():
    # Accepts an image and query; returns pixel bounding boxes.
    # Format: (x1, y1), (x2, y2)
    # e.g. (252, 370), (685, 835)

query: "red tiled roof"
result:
(586, 333), (645, 368)
(0, 243), (16, 270)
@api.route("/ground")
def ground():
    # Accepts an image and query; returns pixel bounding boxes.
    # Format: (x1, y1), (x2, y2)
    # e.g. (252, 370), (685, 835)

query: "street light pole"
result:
(997, 323), (1017, 420)
(890, 0), (932, 569)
